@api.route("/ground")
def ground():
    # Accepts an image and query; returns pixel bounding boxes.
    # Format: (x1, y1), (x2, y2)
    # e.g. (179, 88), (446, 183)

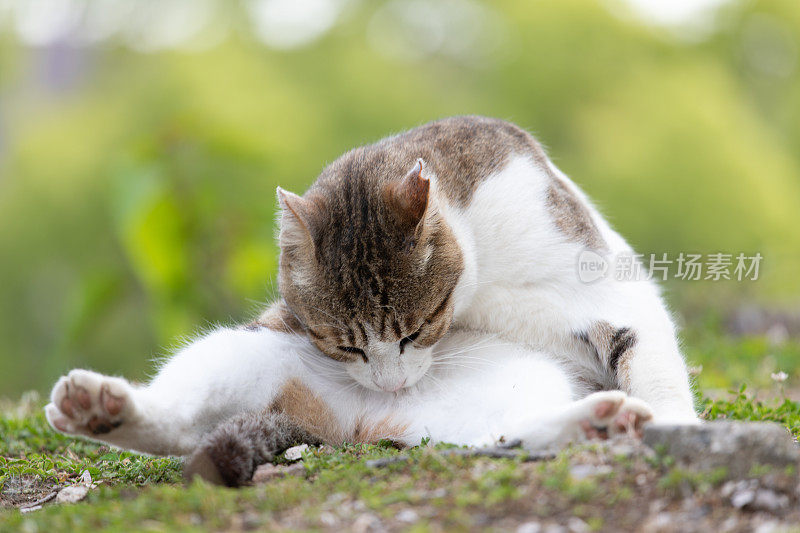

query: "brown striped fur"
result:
(578, 321), (638, 381)
(276, 116), (604, 361)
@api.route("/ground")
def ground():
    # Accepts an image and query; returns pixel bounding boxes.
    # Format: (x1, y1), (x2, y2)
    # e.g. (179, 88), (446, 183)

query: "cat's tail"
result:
(184, 411), (319, 487)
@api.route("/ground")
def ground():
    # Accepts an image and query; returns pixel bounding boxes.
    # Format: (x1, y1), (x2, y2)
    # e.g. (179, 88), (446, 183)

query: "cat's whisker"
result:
(420, 373), (446, 394)
(429, 363), (489, 373)
(294, 349), (349, 377)
(432, 343), (514, 360)
(335, 382), (362, 396)
(433, 357), (498, 365)
(303, 305), (348, 330)
(303, 323), (348, 332)
(433, 346), (511, 358)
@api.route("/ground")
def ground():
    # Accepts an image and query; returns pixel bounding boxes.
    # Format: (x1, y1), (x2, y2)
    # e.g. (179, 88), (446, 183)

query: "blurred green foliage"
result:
(0, 0), (799, 396)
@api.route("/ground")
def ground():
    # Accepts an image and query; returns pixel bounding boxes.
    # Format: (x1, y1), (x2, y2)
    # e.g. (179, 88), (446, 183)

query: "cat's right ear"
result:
(276, 187), (320, 252)
(384, 158), (430, 237)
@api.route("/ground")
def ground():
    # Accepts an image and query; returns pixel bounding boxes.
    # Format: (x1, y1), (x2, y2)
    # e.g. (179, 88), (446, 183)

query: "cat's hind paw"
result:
(577, 391), (653, 440)
(45, 369), (134, 436)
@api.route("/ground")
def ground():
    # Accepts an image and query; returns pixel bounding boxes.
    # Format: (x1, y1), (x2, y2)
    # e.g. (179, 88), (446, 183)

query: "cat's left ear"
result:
(384, 158), (430, 236)
(276, 187), (323, 253)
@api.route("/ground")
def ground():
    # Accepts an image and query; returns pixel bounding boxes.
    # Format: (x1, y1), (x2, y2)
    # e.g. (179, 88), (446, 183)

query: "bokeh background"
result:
(1, 0), (799, 398)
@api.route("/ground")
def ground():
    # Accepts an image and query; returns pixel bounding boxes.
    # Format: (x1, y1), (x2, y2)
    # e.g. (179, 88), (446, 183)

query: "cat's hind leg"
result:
(45, 326), (311, 456)
(513, 390), (654, 450)
(44, 368), (198, 455)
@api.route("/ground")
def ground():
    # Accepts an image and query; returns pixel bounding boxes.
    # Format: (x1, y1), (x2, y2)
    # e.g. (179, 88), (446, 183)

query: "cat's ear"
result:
(384, 158), (430, 235)
(276, 187), (321, 252)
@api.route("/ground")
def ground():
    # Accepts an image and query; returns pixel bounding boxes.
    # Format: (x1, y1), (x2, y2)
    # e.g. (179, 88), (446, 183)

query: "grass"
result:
(2, 329), (799, 531)
(701, 385), (800, 439)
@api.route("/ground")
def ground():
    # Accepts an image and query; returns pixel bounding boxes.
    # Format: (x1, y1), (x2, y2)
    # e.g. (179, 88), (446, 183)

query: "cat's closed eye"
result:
(338, 345), (368, 363)
(399, 331), (420, 353)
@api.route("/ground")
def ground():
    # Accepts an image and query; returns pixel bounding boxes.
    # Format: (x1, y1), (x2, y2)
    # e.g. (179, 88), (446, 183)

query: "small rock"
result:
(516, 522), (542, 533)
(396, 509), (419, 523)
(567, 517), (589, 532)
(754, 520), (781, 533)
(569, 464), (597, 481)
(319, 512), (338, 526)
(352, 513), (384, 533)
(643, 422), (800, 478)
(608, 442), (637, 458)
(642, 512), (672, 531)
(284, 444), (309, 461)
(731, 489), (755, 509)
(251, 462), (305, 483)
(752, 489), (789, 512)
(19, 505), (42, 513)
(56, 485), (89, 504)
(720, 481), (737, 498)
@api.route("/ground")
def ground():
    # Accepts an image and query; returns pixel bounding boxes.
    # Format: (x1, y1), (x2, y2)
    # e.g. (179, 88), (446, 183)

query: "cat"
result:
(47, 327), (653, 487)
(45, 116), (696, 485)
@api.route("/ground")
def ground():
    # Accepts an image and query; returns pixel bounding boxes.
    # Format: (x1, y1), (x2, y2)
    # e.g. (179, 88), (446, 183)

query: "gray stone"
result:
(569, 464), (612, 480)
(569, 464), (597, 481)
(396, 509), (419, 523)
(643, 421), (799, 478)
(516, 522), (542, 533)
(567, 517), (589, 532)
(752, 489), (789, 512)
(55, 485), (89, 504)
(352, 513), (385, 533)
(730, 488), (755, 509)
(284, 444), (309, 461)
(319, 512), (338, 526)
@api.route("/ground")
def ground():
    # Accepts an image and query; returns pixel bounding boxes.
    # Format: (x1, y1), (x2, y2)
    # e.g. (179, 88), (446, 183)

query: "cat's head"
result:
(277, 152), (464, 392)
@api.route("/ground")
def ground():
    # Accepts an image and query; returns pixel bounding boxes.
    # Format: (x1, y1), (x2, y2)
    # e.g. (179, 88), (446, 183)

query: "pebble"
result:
(516, 522), (542, 533)
(319, 512), (338, 526)
(567, 517), (589, 532)
(731, 489), (755, 509)
(55, 485), (89, 504)
(752, 489), (789, 512)
(351, 513), (385, 533)
(571, 464), (612, 480)
(396, 509), (419, 523)
(284, 444), (309, 461)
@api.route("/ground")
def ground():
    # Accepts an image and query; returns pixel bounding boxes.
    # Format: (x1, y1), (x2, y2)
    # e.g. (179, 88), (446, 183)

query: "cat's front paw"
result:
(578, 391), (653, 440)
(45, 369), (134, 436)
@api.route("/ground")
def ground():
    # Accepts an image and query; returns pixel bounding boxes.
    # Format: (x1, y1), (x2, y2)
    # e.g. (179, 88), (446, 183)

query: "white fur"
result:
(445, 155), (697, 423)
(45, 327), (652, 455)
